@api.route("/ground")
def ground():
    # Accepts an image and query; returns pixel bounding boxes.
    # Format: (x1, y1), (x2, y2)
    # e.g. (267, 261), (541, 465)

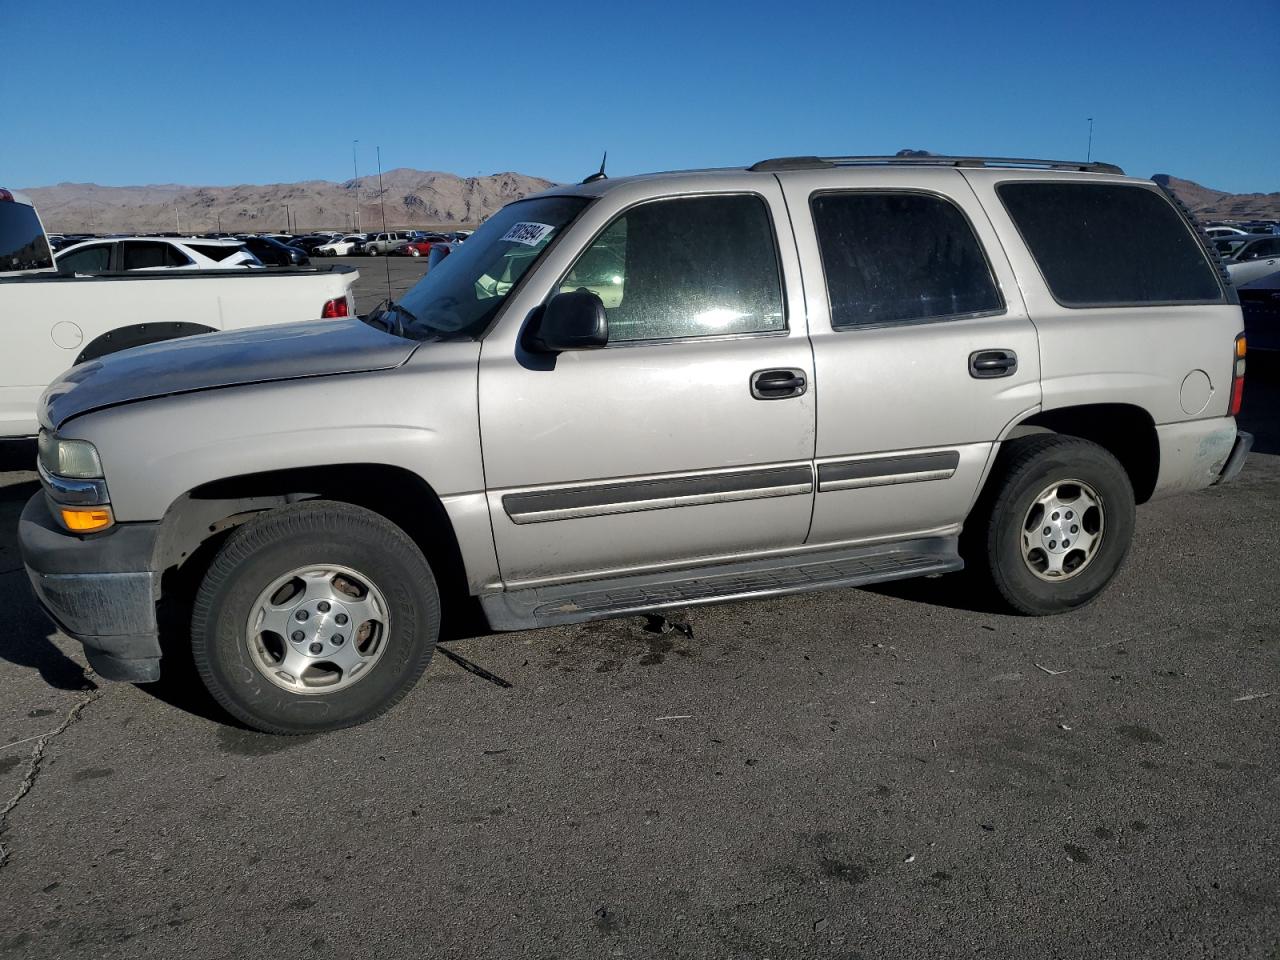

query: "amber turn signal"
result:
(60, 506), (114, 533)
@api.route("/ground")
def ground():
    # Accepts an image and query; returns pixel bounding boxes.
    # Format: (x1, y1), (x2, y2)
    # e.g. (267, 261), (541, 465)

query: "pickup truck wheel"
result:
(975, 435), (1135, 615)
(191, 501), (439, 734)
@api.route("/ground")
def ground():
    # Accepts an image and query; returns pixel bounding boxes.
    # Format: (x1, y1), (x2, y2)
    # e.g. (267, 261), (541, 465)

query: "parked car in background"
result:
(1205, 225), (1247, 238)
(0, 188), (358, 437)
(290, 234), (343, 254)
(364, 231), (412, 256)
(1239, 269), (1280, 351)
(239, 234), (310, 266)
(315, 235), (367, 257)
(393, 234), (450, 257)
(1217, 234), (1280, 286)
(57, 237), (261, 273)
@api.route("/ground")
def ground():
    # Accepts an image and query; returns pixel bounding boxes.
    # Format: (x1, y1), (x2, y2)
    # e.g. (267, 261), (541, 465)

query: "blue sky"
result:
(5, 0), (1277, 193)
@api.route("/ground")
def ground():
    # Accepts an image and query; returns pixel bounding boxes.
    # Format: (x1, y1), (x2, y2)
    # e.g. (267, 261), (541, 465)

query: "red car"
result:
(393, 234), (449, 257)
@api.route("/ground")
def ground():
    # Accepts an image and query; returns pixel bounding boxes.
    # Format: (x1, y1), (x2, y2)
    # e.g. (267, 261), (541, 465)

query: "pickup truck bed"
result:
(0, 264), (359, 437)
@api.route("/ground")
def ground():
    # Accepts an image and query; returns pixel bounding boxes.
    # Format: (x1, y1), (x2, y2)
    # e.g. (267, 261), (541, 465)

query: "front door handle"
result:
(751, 368), (808, 400)
(969, 349), (1018, 379)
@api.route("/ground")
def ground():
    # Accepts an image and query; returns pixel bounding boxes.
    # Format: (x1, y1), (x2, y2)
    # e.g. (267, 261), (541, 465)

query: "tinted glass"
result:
(58, 243), (112, 273)
(561, 194), (784, 343)
(998, 182), (1223, 306)
(122, 241), (174, 270)
(1250, 238), (1280, 257)
(0, 201), (54, 272)
(188, 243), (240, 262)
(810, 192), (1002, 328)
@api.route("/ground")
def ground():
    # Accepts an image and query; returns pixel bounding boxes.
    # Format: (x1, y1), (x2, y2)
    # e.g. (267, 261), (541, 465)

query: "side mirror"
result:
(529, 290), (608, 352)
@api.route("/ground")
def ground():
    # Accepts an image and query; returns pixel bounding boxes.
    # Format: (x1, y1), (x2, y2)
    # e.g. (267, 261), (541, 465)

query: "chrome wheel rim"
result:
(1020, 479), (1105, 582)
(245, 564), (390, 695)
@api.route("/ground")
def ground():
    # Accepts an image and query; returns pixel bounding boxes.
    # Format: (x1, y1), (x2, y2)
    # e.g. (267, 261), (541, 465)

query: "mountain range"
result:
(17, 169), (1278, 235)
(20, 169), (555, 235)
(1151, 175), (1280, 221)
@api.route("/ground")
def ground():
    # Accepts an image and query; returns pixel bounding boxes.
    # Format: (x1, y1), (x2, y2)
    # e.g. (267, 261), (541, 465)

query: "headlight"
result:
(37, 430), (104, 479)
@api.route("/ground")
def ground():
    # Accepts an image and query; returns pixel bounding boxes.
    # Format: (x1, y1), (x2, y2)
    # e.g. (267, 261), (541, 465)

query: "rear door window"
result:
(122, 240), (187, 270)
(810, 191), (1004, 328)
(997, 182), (1225, 306)
(560, 194), (785, 343)
(58, 243), (113, 273)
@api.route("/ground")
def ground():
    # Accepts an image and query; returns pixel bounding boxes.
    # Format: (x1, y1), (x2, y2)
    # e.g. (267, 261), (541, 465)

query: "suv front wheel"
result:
(191, 501), (440, 734)
(971, 435), (1136, 615)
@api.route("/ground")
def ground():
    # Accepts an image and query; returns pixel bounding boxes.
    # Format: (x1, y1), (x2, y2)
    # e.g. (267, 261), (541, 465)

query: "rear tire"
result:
(191, 501), (439, 734)
(968, 435), (1135, 615)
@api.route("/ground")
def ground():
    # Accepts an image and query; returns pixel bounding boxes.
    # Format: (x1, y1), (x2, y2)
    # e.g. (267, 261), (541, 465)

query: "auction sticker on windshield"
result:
(501, 222), (555, 246)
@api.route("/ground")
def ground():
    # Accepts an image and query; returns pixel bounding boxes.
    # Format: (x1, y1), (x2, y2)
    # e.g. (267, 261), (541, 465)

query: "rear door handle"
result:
(969, 349), (1018, 379)
(751, 368), (808, 400)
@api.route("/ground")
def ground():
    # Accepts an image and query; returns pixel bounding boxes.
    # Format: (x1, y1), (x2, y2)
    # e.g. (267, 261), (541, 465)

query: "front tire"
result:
(191, 501), (439, 734)
(970, 435), (1135, 615)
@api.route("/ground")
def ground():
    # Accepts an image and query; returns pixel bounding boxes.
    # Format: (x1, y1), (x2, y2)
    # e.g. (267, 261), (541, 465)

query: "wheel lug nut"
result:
(291, 631), (304, 642)
(318, 601), (331, 613)
(1049, 540), (1057, 549)
(335, 613), (348, 625)
(1070, 524), (1079, 533)
(333, 635), (345, 646)
(1051, 512), (1060, 521)
(1066, 511), (1074, 519)
(295, 610), (309, 621)
(1063, 539), (1070, 547)
(308, 642), (323, 654)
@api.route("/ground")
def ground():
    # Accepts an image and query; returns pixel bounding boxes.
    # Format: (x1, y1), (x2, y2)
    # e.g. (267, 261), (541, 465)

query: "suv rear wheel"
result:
(970, 435), (1135, 615)
(191, 501), (439, 734)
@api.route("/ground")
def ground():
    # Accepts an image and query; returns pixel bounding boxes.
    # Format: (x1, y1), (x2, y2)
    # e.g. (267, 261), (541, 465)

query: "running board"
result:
(480, 536), (962, 630)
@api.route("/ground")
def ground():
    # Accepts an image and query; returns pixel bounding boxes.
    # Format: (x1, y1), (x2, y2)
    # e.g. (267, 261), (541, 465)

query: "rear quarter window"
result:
(997, 182), (1225, 307)
(0, 202), (54, 272)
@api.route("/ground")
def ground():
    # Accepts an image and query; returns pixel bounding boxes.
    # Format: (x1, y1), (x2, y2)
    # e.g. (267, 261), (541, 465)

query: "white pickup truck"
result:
(0, 188), (359, 437)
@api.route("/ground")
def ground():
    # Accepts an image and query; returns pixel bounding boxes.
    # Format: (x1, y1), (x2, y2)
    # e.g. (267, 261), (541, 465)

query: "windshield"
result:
(388, 195), (589, 339)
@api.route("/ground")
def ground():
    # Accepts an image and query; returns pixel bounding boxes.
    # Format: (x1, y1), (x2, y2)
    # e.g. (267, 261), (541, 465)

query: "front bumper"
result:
(18, 494), (163, 682)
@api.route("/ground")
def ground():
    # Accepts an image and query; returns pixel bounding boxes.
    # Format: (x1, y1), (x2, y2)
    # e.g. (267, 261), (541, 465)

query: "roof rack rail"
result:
(748, 155), (1125, 175)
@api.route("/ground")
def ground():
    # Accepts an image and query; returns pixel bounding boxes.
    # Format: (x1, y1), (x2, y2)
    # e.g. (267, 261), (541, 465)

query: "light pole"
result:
(285, 203), (291, 234)
(352, 139), (360, 232)
(1086, 117), (1094, 162)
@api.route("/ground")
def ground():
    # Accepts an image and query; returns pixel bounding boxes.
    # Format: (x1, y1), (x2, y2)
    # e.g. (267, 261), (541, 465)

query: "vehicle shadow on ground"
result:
(138, 592), (501, 729)
(0, 439), (35, 474)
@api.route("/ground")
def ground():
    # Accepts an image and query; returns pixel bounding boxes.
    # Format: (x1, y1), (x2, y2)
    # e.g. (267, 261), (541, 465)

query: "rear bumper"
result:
(18, 494), (163, 682)
(1150, 417), (1241, 499)
(1215, 430), (1253, 485)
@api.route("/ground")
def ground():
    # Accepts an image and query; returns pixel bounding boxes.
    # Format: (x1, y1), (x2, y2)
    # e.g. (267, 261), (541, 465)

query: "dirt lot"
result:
(0, 347), (1276, 958)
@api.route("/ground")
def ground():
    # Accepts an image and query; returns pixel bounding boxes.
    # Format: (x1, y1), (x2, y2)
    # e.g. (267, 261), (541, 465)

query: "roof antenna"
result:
(582, 151), (608, 184)
(377, 145), (392, 304)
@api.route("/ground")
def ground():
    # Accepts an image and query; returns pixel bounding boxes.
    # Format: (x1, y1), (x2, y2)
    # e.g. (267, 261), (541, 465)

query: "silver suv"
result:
(20, 155), (1253, 734)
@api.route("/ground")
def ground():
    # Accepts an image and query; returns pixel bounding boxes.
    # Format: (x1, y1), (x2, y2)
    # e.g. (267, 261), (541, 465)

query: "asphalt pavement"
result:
(0, 353), (1276, 959)
(338, 253), (430, 309)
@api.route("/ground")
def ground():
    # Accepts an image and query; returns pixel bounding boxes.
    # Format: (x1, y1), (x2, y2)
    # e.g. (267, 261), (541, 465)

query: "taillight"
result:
(321, 297), (349, 319)
(1229, 333), (1246, 416)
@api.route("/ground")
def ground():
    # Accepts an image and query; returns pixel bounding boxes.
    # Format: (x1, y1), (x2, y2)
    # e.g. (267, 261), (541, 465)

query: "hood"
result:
(43, 318), (419, 430)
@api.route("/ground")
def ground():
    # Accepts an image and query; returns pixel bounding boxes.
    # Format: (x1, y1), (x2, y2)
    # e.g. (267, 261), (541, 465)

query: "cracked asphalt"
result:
(0, 353), (1276, 959)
